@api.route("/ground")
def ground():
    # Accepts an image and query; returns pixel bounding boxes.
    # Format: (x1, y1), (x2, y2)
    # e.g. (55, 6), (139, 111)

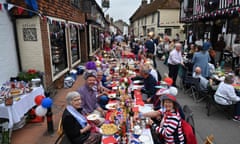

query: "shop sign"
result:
(22, 24), (37, 41)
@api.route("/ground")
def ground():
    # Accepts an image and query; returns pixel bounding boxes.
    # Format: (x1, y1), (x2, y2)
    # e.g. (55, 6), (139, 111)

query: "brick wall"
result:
(9, 0), (88, 88)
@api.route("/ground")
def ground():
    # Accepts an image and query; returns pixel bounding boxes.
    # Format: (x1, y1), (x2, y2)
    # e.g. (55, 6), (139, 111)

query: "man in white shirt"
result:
(167, 43), (184, 87)
(192, 67), (211, 90)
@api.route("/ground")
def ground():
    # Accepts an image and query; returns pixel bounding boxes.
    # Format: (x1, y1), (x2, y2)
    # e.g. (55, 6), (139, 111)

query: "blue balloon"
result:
(41, 97), (53, 108)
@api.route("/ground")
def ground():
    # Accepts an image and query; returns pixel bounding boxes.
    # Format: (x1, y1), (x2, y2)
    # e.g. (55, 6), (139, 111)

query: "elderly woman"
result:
(214, 75), (240, 121)
(62, 91), (101, 144)
(148, 94), (185, 143)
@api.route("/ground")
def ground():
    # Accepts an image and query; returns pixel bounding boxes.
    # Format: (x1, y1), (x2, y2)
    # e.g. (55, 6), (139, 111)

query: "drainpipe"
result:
(6, 0), (22, 71)
(11, 17), (23, 71)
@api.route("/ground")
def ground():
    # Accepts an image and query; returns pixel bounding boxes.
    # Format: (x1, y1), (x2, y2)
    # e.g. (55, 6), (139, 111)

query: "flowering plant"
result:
(18, 69), (43, 82)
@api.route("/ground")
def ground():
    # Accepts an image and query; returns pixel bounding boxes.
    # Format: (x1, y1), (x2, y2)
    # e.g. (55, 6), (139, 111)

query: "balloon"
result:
(35, 105), (47, 116)
(34, 95), (45, 105)
(41, 97), (53, 108)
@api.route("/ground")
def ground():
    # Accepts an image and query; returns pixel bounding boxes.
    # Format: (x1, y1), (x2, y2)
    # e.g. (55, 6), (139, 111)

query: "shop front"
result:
(8, 0), (87, 89)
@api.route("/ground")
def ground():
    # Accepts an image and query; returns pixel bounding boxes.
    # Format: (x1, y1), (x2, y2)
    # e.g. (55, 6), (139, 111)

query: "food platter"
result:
(86, 114), (99, 121)
(106, 103), (118, 110)
(100, 123), (118, 135)
(10, 89), (23, 97)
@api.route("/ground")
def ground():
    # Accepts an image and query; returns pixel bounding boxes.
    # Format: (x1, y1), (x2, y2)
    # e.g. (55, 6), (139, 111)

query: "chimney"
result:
(141, 0), (147, 5)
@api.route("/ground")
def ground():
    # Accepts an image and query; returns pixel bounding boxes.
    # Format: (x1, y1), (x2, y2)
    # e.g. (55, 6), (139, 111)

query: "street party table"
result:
(0, 86), (44, 128)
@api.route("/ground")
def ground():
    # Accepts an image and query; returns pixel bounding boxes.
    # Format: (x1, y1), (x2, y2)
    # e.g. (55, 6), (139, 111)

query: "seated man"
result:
(139, 65), (157, 103)
(192, 66), (212, 90)
(78, 70), (105, 126)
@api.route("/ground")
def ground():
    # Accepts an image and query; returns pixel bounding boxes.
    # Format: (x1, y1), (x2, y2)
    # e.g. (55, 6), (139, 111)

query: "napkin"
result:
(102, 136), (117, 144)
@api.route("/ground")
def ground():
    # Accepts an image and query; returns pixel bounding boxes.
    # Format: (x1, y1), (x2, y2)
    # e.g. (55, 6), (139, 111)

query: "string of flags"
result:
(0, 2), (86, 29)
(182, 6), (240, 23)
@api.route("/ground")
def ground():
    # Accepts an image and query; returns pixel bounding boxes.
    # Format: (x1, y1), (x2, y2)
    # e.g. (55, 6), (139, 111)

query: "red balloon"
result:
(34, 95), (45, 105)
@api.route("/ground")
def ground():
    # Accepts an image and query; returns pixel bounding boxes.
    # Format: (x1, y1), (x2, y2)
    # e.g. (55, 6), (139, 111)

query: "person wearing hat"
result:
(192, 45), (211, 78)
(145, 94), (185, 143)
(77, 70), (105, 126)
(214, 75), (240, 121)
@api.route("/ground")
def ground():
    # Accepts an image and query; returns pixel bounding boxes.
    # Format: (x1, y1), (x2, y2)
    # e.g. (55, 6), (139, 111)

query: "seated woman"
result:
(147, 94), (185, 143)
(62, 91), (101, 144)
(214, 75), (240, 121)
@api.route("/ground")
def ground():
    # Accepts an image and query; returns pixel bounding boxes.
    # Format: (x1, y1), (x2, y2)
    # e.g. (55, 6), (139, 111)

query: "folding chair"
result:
(206, 92), (234, 119)
(190, 77), (209, 103)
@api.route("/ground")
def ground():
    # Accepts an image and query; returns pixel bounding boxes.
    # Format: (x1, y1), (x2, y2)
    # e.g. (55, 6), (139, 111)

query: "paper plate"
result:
(133, 80), (143, 84)
(106, 103), (118, 110)
(139, 135), (150, 142)
(86, 114), (99, 121)
(132, 85), (144, 90)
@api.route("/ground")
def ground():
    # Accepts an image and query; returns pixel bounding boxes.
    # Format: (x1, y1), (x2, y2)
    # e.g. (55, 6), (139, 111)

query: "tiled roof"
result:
(129, 0), (180, 22)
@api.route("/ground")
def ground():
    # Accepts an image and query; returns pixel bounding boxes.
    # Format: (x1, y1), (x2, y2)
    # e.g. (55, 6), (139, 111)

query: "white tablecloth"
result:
(0, 87), (44, 128)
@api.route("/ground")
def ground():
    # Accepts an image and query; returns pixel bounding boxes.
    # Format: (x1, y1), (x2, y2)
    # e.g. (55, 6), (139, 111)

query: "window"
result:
(164, 28), (172, 36)
(49, 21), (68, 76)
(152, 13), (155, 23)
(69, 25), (80, 64)
(90, 26), (101, 54)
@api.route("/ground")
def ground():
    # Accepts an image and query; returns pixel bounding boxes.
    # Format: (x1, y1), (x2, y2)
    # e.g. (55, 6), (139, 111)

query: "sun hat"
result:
(160, 94), (179, 107)
(156, 86), (178, 96)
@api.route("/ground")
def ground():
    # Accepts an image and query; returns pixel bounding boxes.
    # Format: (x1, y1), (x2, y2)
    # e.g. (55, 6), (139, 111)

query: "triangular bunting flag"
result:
(17, 7), (24, 15)
(4, 3), (15, 11)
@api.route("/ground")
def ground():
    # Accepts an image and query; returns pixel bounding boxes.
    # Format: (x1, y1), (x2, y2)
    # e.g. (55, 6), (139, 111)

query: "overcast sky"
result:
(96, 0), (143, 24)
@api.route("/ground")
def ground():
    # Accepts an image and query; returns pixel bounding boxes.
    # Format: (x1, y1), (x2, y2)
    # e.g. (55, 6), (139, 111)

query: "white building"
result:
(0, 0), (19, 84)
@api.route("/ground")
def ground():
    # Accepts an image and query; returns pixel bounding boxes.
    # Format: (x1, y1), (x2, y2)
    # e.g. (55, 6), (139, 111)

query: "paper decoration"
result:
(17, 7), (24, 15)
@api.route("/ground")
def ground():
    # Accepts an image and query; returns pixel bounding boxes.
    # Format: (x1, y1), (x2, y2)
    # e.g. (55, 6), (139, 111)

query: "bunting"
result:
(0, 2), (86, 29)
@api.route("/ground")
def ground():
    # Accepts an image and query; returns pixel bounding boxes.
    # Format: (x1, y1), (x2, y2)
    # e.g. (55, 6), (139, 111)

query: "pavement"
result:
(10, 58), (240, 144)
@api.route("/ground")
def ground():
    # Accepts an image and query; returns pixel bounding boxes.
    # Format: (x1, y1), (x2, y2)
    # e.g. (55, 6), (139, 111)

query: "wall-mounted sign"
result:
(22, 24), (37, 41)
(102, 0), (110, 8)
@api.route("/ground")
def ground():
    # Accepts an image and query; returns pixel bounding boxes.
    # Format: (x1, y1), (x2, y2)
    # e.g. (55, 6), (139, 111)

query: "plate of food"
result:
(10, 89), (23, 97)
(86, 114), (99, 121)
(100, 123), (118, 135)
(106, 103), (118, 110)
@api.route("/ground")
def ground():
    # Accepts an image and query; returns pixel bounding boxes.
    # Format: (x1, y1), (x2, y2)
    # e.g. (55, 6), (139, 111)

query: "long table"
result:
(0, 87), (44, 128)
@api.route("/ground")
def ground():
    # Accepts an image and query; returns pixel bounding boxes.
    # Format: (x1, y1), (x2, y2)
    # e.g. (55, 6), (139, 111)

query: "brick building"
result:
(6, 0), (108, 89)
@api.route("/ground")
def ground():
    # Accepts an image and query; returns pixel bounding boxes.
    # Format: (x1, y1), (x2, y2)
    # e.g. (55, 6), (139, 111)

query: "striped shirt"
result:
(154, 111), (185, 144)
